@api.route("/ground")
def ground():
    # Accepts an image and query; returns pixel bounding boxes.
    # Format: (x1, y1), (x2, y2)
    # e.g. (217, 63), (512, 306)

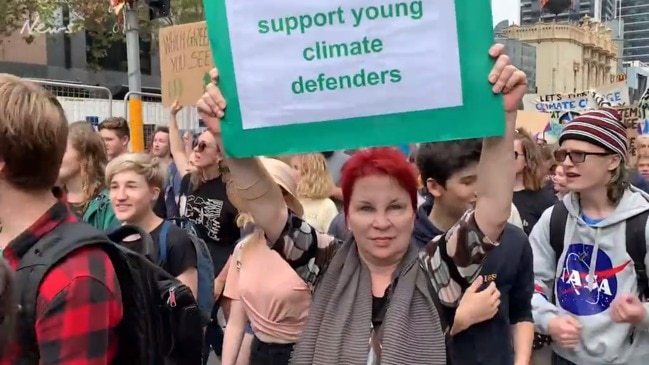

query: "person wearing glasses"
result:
(512, 128), (557, 236)
(164, 101), (240, 364)
(531, 108), (649, 365)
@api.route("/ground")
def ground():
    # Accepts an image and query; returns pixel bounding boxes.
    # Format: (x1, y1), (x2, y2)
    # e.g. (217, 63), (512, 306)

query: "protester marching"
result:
(2, 1), (649, 365)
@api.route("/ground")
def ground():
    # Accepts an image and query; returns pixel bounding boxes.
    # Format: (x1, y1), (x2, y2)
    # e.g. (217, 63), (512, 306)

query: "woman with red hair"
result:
(197, 43), (527, 364)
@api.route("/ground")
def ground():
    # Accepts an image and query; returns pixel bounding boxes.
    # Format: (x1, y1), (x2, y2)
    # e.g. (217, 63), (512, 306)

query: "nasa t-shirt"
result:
(178, 174), (240, 277)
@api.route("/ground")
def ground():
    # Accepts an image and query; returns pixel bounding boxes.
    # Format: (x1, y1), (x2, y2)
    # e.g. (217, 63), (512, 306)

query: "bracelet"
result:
(233, 175), (273, 201)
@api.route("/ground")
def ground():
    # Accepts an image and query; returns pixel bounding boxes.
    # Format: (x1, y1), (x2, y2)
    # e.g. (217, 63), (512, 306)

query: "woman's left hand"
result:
(487, 43), (527, 113)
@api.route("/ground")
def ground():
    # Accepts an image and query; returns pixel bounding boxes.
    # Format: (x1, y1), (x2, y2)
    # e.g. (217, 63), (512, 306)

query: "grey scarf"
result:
(290, 239), (447, 364)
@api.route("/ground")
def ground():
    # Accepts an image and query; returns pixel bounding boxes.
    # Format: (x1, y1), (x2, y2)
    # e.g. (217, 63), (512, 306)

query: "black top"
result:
(178, 174), (240, 277)
(412, 201), (534, 365)
(513, 187), (557, 235)
(125, 221), (197, 277)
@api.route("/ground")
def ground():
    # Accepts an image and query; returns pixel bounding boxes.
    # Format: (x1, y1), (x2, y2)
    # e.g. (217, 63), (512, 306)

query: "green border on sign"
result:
(203, 0), (504, 158)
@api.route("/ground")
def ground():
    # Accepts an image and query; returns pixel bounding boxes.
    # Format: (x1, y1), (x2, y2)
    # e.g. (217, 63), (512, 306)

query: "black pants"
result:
(552, 353), (577, 365)
(249, 336), (294, 365)
(202, 303), (223, 365)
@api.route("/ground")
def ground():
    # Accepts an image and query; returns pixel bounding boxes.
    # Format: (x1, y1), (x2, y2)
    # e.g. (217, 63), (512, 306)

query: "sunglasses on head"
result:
(553, 149), (614, 163)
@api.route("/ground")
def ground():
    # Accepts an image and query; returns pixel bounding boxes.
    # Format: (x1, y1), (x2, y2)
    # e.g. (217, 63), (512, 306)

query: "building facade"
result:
(624, 60), (649, 102)
(503, 18), (619, 94)
(521, 0), (617, 25)
(620, 0), (649, 64)
(0, 18), (161, 97)
(495, 21), (538, 93)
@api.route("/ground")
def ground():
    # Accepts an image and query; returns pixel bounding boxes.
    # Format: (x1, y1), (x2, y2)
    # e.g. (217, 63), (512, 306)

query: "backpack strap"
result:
(626, 211), (649, 299)
(159, 221), (172, 265)
(14, 222), (109, 364)
(549, 202), (569, 261)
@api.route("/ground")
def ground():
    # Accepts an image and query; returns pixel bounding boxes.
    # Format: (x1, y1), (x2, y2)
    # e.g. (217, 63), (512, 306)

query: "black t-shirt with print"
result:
(179, 174), (240, 277)
(126, 221), (197, 277)
(513, 186), (557, 235)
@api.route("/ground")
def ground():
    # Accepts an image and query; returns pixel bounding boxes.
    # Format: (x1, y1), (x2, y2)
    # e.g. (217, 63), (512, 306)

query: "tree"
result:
(0, 0), (205, 70)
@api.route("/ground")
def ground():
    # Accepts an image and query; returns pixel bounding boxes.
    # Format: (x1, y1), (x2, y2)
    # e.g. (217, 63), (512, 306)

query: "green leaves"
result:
(1, 0), (206, 70)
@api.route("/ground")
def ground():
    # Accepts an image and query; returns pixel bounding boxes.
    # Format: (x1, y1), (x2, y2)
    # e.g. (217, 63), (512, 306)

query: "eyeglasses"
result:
(553, 149), (614, 163)
(194, 141), (209, 153)
(514, 151), (522, 159)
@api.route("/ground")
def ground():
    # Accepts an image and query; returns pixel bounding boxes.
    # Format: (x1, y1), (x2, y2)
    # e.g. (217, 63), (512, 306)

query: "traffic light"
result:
(146, 0), (170, 19)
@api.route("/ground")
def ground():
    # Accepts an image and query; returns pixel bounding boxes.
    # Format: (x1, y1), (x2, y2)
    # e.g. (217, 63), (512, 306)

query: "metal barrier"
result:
(124, 91), (202, 152)
(123, 91), (165, 124)
(27, 79), (113, 120)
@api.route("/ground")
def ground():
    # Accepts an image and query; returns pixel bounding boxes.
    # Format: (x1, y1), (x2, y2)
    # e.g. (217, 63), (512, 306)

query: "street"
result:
(207, 353), (221, 365)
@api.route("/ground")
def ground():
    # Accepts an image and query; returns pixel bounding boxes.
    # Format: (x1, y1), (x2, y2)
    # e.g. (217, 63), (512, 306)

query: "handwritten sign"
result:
(159, 21), (214, 107)
(534, 105), (647, 161)
(523, 82), (630, 112)
(205, 0), (503, 157)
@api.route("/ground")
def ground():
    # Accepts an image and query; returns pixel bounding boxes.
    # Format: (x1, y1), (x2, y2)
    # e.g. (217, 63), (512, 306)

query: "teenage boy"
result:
(99, 116), (131, 160)
(415, 138), (535, 365)
(531, 108), (649, 365)
(0, 74), (123, 363)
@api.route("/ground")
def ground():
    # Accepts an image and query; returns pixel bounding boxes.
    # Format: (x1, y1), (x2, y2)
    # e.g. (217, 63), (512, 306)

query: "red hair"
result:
(340, 148), (418, 216)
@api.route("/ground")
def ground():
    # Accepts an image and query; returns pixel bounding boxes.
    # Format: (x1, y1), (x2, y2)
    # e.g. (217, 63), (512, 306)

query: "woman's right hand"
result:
(452, 276), (501, 334)
(196, 68), (226, 136)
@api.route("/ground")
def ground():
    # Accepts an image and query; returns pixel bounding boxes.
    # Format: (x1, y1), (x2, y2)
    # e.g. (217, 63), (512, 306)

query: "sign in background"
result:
(159, 21), (214, 107)
(204, 0), (504, 157)
(523, 81), (630, 112)
(519, 103), (649, 161)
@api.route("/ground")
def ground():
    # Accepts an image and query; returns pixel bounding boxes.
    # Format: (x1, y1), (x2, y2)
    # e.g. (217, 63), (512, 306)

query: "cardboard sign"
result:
(159, 21), (214, 107)
(523, 82), (630, 112)
(204, 0), (503, 157)
(516, 111), (551, 135)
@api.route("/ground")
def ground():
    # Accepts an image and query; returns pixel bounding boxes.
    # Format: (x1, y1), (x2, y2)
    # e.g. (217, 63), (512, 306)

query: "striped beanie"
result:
(559, 107), (627, 162)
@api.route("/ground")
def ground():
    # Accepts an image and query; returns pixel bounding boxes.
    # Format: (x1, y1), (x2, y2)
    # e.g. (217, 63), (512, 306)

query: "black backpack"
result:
(14, 222), (203, 365)
(549, 201), (649, 300)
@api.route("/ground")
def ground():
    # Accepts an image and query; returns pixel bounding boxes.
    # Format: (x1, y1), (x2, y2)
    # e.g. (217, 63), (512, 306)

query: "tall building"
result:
(502, 18), (618, 94)
(494, 21), (538, 93)
(521, 0), (617, 25)
(620, 0), (649, 64)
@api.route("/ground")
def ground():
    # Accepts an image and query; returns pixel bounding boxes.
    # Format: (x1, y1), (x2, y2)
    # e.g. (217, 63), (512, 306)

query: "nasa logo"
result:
(556, 243), (630, 316)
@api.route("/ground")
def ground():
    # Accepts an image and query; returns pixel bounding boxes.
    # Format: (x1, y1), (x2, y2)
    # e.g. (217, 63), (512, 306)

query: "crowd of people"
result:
(0, 41), (649, 365)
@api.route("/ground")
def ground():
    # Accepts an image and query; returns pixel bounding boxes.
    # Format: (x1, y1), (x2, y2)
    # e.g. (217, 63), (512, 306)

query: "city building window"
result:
(85, 31), (152, 75)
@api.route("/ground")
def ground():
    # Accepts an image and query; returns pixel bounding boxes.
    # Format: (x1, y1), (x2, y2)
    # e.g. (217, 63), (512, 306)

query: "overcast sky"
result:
(492, 0), (520, 25)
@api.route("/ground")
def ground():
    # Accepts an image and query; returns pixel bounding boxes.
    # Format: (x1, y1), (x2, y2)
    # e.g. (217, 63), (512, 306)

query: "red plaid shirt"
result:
(1, 189), (123, 365)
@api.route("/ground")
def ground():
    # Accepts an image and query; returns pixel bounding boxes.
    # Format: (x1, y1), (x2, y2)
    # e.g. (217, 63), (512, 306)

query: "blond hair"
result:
(296, 153), (333, 200)
(68, 121), (108, 200)
(230, 195), (265, 261)
(105, 153), (167, 189)
(0, 74), (68, 191)
(607, 163), (628, 204)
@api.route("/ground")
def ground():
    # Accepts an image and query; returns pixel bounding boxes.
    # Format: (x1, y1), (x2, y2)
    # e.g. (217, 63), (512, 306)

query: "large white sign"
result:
(225, 0), (463, 130)
(522, 81), (631, 112)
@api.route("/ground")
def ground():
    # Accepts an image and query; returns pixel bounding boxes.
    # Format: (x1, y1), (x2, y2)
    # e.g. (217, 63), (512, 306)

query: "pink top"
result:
(223, 240), (311, 342)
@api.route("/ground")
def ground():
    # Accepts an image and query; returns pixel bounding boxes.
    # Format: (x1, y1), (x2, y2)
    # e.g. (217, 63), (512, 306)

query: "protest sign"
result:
(516, 111), (551, 135)
(204, 0), (503, 157)
(159, 21), (213, 107)
(534, 105), (648, 160)
(522, 82), (630, 112)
